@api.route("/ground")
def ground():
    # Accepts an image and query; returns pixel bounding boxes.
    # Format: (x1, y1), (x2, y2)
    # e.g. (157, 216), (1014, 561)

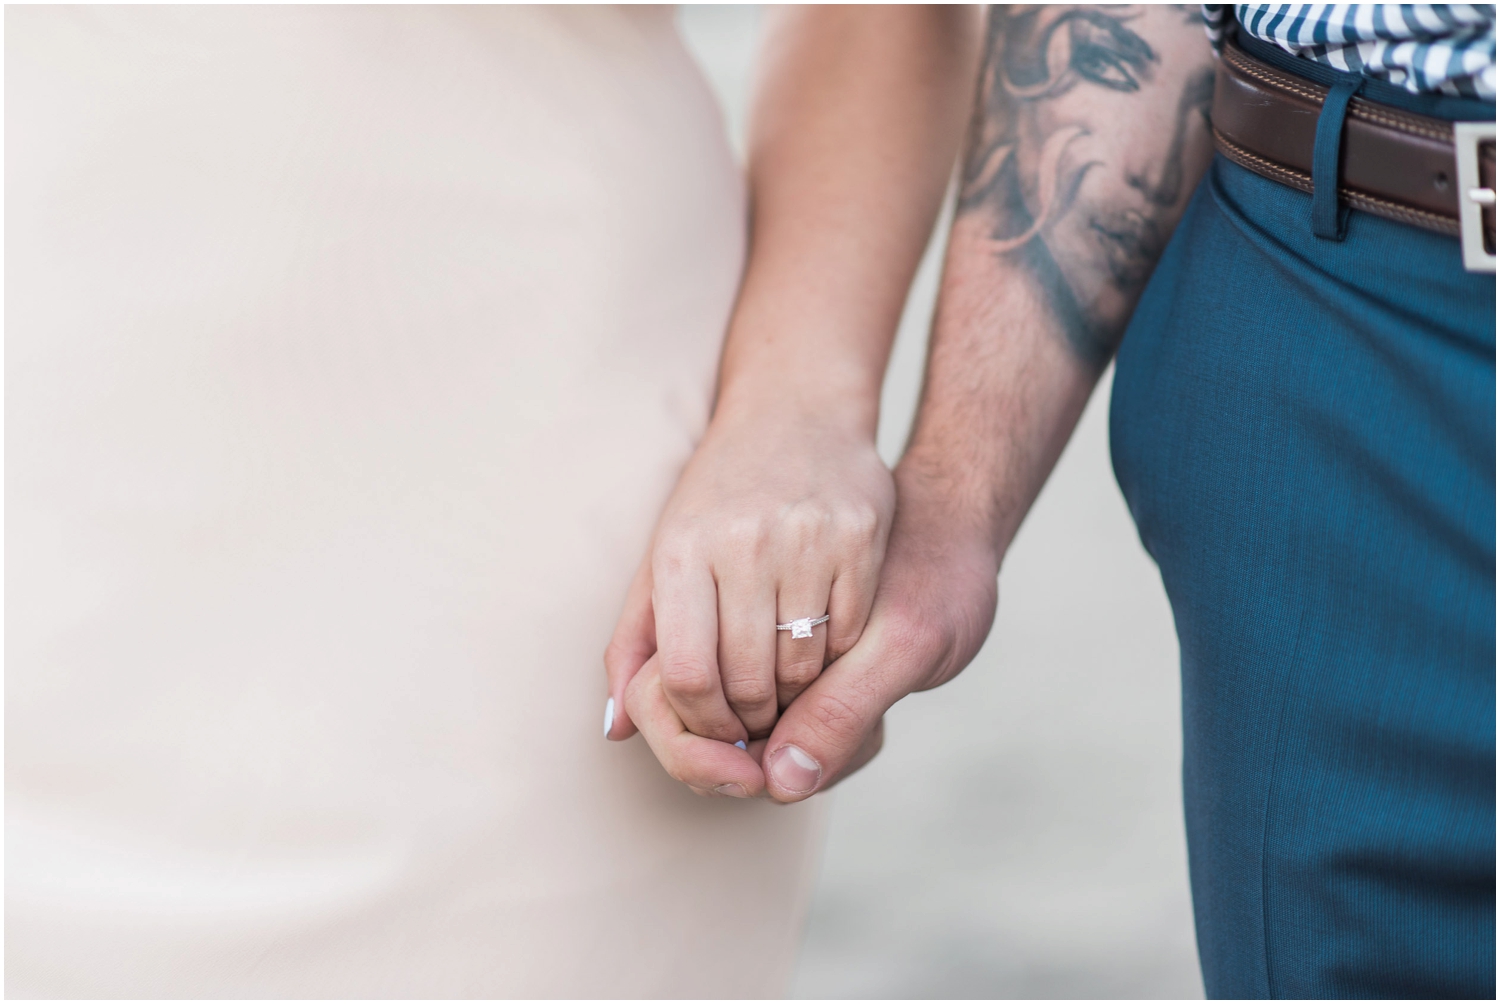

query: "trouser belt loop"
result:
(1311, 76), (1364, 240)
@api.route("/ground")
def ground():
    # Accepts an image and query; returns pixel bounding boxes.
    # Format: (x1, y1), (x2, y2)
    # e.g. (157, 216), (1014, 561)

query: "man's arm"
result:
(913, 4), (1216, 555)
(754, 5), (1217, 801)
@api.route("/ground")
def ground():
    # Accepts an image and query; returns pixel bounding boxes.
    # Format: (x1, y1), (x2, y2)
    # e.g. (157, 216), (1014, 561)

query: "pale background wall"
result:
(677, 7), (1204, 998)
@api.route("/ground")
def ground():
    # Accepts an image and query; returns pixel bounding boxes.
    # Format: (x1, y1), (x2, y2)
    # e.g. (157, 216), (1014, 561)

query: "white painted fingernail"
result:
(734, 739), (747, 750)
(603, 697), (615, 738)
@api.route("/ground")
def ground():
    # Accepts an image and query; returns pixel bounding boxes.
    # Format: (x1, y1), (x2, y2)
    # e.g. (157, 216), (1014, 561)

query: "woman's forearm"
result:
(712, 5), (982, 438)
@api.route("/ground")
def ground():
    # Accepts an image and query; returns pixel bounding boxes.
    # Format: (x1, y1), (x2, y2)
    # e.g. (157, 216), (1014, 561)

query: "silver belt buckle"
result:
(1454, 121), (1496, 274)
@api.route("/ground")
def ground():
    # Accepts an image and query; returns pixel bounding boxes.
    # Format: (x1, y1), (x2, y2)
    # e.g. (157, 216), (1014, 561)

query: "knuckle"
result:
(657, 654), (716, 699)
(824, 630), (859, 663)
(724, 674), (777, 710)
(720, 515), (773, 562)
(837, 502), (882, 545)
(603, 638), (641, 675)
(881, 608), (949, 665)
(623, 662), (651, 702)
(783, 501), (830, 541)
(778, 656), (822, 692)
(651, 535), (701, 577)
(803, 689), (867, 749)
(622, 663), (657, 720)
(780, 498), (887, 559)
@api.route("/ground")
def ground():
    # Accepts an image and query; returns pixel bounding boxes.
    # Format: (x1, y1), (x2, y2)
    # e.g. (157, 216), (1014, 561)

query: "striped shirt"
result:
(1202, 4), (1496, 98)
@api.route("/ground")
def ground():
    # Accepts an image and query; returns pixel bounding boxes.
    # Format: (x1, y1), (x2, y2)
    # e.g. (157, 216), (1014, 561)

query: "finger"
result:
(652, 551), (746, 744)
(824, 548), (881, 666)
(687, 785), (733, 798)
(761, 617), (909, 802)
(603, 555), (656, 740)
(716, 571), (779, 739)
(754, 719), (885, 799)
(624, 656), (766, 797)
(773, 572), (833, 710)
(824, 715), (884, 788)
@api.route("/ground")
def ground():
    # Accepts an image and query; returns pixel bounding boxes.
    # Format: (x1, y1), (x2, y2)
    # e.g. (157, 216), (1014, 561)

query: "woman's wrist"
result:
(708, 286), (896, 442)
(711, 365), (884, 443)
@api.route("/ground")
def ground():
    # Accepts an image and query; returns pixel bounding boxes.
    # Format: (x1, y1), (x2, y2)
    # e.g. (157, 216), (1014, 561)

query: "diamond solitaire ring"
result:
(776, 614), (830, 639)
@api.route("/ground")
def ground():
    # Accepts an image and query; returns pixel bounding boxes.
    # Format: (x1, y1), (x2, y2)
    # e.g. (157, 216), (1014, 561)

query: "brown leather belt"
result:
(1211, 36), (1496, 267)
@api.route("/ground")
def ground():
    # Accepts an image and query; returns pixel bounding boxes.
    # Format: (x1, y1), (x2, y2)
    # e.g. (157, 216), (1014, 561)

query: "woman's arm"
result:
(605, 6), (981, 791)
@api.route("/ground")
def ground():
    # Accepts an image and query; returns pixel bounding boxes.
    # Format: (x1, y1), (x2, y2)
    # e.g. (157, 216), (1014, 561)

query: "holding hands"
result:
(604, 4), (1215, 801)
(611, 453), (1005, 802)
(603, 400), (894, 793)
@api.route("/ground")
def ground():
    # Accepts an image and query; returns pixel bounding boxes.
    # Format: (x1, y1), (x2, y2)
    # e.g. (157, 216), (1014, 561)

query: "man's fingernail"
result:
(603, 697), (615, 739)
(768, 745), (821, 795)
(714, 783), (748, 797)
(734, 739), (747, 750)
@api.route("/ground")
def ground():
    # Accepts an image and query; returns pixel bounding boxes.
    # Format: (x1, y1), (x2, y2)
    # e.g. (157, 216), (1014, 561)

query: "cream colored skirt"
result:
(6, 6), (822, 997)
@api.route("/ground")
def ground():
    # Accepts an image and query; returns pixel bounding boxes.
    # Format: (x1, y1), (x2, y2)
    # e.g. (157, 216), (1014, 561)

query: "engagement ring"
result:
(776, 614), (830, 639)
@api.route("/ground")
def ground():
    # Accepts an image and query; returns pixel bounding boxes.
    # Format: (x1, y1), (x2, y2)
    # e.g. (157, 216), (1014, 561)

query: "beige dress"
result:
(6, 6), (823, 997)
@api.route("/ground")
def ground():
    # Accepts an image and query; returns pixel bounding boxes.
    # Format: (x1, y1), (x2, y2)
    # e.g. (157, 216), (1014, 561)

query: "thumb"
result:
(603, 555), (655, 740)
(759, 615), (915, 801)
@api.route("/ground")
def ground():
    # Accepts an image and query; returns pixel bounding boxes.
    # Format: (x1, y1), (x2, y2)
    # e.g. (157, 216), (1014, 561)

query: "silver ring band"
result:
(776, 614), (830, 639)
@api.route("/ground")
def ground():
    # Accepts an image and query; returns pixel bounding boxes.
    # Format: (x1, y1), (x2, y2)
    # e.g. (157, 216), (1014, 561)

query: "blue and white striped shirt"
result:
(1202, 4), (1496, 99)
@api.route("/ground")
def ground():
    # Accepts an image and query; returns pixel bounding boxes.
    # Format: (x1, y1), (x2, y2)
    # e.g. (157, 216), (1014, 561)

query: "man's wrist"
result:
(892, 452), (1009, 567)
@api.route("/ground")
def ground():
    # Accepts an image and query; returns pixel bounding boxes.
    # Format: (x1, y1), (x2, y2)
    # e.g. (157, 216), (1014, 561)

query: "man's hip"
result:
(1110, 153), (1495, 998)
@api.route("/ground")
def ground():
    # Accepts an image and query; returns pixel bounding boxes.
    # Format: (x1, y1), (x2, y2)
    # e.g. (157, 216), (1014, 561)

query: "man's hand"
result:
(756, 462), (1001, 800)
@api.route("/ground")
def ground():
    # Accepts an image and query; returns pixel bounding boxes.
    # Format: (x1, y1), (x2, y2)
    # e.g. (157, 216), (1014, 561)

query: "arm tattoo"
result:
(957, 5), (1215, 366)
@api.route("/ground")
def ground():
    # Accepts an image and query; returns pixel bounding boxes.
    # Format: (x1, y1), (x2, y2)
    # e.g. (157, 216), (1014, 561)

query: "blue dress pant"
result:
(1111, 154), (1496, 998)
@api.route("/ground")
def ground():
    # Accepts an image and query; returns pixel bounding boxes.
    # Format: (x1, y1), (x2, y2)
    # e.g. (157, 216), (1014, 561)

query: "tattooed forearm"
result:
(956, 5), (1214, 365)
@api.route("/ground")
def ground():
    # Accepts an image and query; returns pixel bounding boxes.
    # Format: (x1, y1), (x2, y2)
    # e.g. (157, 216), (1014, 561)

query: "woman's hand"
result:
(605, 402), (894, 746)
(617, 458), (1000, 802)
